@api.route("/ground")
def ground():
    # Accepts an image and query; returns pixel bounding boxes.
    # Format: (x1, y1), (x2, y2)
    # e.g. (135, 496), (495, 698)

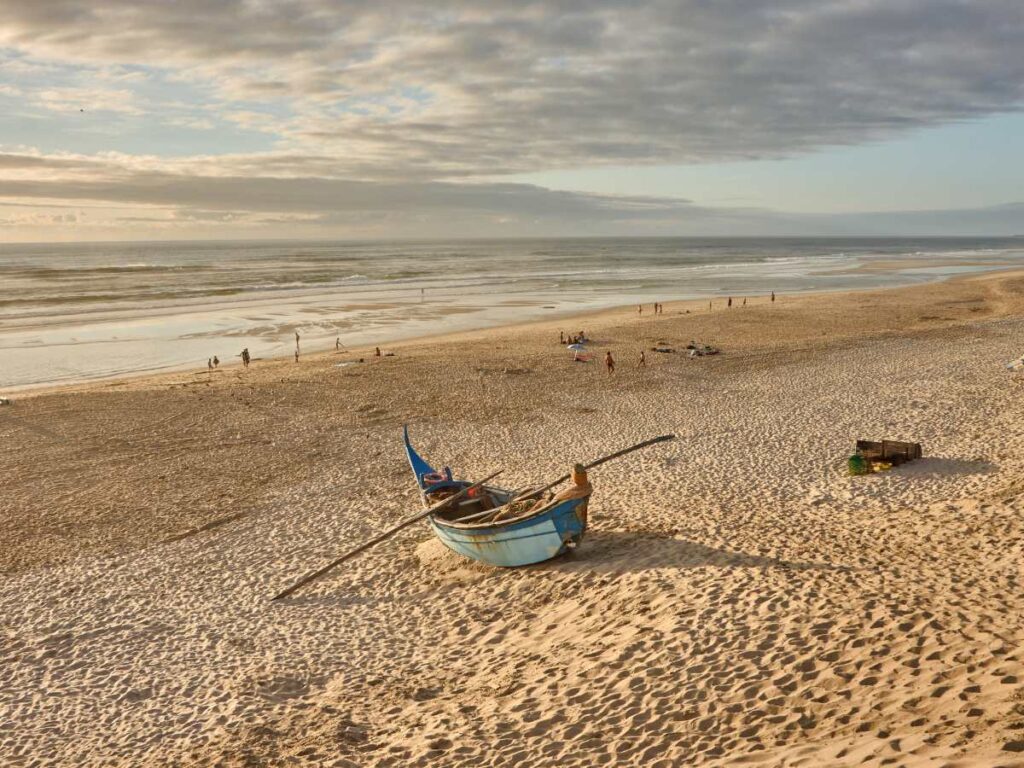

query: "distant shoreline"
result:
(9, 260), (1023, 399)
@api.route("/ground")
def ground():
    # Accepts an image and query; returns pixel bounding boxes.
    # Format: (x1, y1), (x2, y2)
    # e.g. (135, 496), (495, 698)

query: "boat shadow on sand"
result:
(531, 529), (847, 575)
(280, 530), (847, 607)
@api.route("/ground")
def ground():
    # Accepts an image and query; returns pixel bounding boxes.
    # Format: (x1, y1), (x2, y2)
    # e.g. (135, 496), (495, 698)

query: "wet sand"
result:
(6, 243), (1022, 392)
(2, 272), (1024, 766)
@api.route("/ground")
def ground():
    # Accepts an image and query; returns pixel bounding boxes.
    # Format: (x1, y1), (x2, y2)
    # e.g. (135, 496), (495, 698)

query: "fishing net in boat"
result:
(489, 498), (536, 522)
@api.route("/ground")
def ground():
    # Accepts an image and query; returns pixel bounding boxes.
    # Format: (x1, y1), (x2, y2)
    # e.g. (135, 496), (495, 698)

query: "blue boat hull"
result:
(429, 497), (589, 567)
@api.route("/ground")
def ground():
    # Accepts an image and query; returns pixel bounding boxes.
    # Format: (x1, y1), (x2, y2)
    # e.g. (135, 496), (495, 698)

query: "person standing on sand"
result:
(560, 331), (565, 345)
(638, 304), (643, 316)
(375, 346), (381, 357)
(241, 348), (250, 368)
(771, 291), (775, 303)
(213, 355), (219, 368)
(207, 358), (212, 371)
(605, 351), (615, 374)
(638, 350), (646, 368)
(295, 331), (300, 353)
(335, 337), (341, 351)
(728, 296), (732, 308)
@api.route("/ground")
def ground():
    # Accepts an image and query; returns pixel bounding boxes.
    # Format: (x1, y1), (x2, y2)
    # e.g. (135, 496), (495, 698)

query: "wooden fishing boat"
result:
(403, 426), (589, 567)
(271, 431), (672, 600)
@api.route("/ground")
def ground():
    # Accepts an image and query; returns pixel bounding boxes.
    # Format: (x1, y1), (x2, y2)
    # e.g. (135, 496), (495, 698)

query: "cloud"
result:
(0, 151), (699, 219)
(33, 85), (142, 115)
(0, 150), (1021, 237)
(1, 2), (1022, 238)
(0, 1), (1022, 177)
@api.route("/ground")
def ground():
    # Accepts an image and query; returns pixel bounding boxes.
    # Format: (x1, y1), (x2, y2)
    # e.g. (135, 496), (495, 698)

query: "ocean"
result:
(2, 237), (1022, 390)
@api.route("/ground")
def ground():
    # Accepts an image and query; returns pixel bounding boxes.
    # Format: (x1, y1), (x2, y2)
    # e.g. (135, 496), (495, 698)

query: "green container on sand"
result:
(847, 454), (869, 476)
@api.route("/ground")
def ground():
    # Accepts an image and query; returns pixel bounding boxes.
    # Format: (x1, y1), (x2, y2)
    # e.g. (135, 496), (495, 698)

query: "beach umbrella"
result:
(567, 343), (586, 351)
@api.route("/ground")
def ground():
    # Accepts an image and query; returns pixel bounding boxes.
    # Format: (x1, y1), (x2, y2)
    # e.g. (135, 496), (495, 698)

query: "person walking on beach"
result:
(638, 350), (646, 368)
(295, 331), (300, 353)
(560, 330), (565, 345)
(771, 291), (775, 303)
(605, 351), (615, 375)
(375, 346), (381, 357)
(241, 348), (250, 368)
(207, 358), (213, 371)
(213, 355), (219, 368)
(335, 337), (341, 351)
(728, 296), (732, 308)
(638, 304), (643, 316)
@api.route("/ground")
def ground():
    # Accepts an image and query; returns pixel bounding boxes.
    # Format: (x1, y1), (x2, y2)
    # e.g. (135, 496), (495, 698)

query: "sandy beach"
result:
(2, 271), (1024, 767)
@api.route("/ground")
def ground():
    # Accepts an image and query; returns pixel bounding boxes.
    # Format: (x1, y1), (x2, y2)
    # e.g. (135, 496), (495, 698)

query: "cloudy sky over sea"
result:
(1, 1), (1022, 240)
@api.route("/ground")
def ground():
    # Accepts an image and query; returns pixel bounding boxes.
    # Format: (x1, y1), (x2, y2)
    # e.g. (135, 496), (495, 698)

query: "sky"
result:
(0, 0), (1022, 242)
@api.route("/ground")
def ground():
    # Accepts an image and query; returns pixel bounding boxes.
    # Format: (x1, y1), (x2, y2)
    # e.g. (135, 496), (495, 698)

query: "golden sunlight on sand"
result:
(2, 271), (1023, 766)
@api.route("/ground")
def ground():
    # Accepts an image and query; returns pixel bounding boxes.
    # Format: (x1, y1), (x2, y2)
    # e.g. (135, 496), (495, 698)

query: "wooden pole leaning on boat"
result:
(452, 434), (676, 524)
(271, 470), (503, 601)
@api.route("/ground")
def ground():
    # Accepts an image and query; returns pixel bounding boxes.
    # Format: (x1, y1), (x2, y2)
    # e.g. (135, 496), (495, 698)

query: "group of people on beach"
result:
(557, 331), (643, 375)
(723, 292), (774, 308)
(602, 350), (647, 374)
(213, 291), (780, 374)
(567, 292), (783, 376)
(638, 302), (665, 315)
(214, 333), (372, 372)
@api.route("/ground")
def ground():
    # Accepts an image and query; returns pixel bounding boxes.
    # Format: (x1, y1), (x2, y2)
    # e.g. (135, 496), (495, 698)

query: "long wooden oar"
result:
(271, 470), (502, 601)
(524, 434), (675, 498)
(453, 433), (676, 524)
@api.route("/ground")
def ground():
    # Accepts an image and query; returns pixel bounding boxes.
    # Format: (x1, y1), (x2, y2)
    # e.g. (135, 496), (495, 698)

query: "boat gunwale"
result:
(430, 493), (589, 532)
